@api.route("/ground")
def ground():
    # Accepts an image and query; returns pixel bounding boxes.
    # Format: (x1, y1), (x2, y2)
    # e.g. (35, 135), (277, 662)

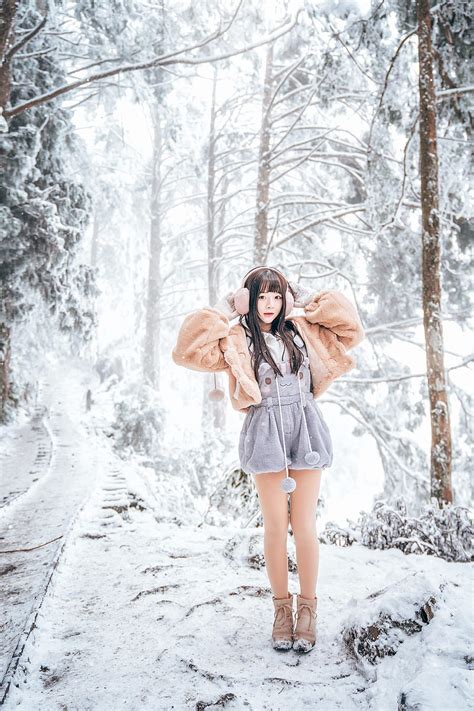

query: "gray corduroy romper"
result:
(238, 330), (334, 475)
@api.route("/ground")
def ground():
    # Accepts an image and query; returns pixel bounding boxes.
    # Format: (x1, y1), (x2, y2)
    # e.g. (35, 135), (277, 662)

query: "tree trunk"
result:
(0, 323), (11, 421)
(0, 2), (16, 420)
(0, 0), (17, 111)
(204, 67), (225, 431)
(417, 0), (452, 505)
(143, 113), (162, 389)
(254, 41), (274, 264)
(207, 67), (218, 307)
(215, 171), (227, 288)
(90, 211), (99, 268)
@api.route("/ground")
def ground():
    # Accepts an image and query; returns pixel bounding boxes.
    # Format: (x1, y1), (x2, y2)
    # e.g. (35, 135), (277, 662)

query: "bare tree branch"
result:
(338, 354), (473, 385)
(274, 205), (366, 247)
(4, 7), (303, 120)
(368, 26), (418, 148)
(320, 395), (429, 484)
(5, 13), (48, 62)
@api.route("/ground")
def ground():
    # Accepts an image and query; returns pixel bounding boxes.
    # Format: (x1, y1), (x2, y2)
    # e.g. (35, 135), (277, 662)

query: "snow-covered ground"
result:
(0, 360), (472, 710)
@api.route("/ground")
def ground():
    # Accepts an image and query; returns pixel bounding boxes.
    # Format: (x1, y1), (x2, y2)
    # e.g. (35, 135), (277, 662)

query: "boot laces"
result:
(274, 602), (292, 628)
(297, 603), (317, 631)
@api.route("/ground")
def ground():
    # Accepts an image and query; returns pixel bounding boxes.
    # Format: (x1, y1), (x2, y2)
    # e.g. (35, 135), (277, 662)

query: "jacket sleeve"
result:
(303, 289), (365, 350)
(171, 307), (230, 372)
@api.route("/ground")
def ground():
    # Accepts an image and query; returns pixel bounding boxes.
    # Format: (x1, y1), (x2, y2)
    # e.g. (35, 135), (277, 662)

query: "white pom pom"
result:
(305, 451), (320, 466)
(280, 476), (296, 493)
(208, 388), (225, 401)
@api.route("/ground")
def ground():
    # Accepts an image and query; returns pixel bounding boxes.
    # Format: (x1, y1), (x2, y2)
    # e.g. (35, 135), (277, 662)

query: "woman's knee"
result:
(262, 513), (290, 540)
(253, 471), (289, 531)
(290, 517), (317, 541)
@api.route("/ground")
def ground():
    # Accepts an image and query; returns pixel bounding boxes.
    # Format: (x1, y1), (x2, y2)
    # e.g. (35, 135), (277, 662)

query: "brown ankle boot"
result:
(293, 593), (318, 653)
(271, 592), (294, 651)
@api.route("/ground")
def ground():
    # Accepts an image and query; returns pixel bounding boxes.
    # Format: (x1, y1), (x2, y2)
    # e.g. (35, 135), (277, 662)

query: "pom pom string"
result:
(275, 376), (297, 493)
(298, 369), (320, 466)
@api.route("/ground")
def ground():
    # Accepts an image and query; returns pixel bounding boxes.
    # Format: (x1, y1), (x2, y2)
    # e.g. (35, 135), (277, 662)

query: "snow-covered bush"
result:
(205, 463), (257, 526)
(320, 497), (473, 562)
(111, 381), (165, 458)
(151, 444), (229, 497)
(319, 520), (359, 547)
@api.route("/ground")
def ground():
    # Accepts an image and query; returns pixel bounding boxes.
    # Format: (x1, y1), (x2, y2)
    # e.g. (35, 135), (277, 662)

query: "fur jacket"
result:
(172, 289), (365, 414)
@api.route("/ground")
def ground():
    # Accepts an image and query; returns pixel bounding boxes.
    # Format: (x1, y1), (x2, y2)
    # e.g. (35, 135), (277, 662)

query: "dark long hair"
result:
(238, 267), (304, 380)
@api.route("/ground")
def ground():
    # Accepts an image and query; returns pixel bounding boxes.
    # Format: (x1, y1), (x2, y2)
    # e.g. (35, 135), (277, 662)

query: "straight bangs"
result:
(258, 274), (284, 296)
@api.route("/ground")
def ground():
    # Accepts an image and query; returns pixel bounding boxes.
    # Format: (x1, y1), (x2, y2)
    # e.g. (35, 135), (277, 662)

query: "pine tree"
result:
(0, 4), (97, 420)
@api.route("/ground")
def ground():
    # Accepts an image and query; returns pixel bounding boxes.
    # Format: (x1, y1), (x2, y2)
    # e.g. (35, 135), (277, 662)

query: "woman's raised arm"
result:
(172, 306), (230, 372)
(302, 289), (365, 350)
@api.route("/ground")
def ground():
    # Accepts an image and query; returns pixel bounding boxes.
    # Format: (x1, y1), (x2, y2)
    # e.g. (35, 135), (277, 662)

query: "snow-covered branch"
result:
(4, 7), (302, 120)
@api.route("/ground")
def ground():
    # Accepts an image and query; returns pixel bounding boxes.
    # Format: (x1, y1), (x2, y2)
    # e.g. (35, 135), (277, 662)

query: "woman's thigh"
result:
(252, 469), (290, 532)
(288, 469), (322, 532)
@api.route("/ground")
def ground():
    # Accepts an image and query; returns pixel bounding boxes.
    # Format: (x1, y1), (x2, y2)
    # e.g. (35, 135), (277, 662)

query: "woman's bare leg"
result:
(288, 469), (322, 599)
(252, 469), (290, 599)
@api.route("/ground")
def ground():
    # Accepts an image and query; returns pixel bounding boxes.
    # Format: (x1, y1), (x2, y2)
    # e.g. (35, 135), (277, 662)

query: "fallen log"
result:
(341, 571), (448, 668)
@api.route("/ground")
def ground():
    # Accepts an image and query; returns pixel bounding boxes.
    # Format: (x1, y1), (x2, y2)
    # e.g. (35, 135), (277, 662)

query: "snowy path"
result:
(0, 361), (100, 700)
(0, 362), (472, 710)
(0, 397), (53, 510)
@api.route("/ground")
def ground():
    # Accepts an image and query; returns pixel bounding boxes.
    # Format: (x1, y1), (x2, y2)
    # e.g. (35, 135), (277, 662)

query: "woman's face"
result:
(256, 290), (283, 327)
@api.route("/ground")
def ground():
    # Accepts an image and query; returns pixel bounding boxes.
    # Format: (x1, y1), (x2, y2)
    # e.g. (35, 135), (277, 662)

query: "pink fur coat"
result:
(172, 289), (365, 413)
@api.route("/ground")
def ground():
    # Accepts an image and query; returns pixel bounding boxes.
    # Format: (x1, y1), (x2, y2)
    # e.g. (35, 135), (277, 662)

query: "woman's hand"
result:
(212, 291), (238, 319)
(288, 280), (314, 308)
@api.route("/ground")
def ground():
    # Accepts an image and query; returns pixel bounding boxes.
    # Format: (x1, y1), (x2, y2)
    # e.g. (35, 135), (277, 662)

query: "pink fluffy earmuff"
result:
(233, 266), (295, 318)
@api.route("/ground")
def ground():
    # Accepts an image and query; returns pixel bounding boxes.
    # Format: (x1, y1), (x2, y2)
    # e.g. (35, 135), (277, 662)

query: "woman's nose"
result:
(264, 296), (278, 306)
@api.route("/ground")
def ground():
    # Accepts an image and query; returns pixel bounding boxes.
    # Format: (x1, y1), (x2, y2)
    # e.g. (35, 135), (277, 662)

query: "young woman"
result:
(172, 265), (365, 653)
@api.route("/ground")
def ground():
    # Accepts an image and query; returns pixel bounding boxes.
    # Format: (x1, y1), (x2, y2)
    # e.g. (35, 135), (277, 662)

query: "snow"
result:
(0, 360), (101, 693)
(2, 3), (473, 706)
(1, 360), (472, 710)
(0, 408), (50, 510)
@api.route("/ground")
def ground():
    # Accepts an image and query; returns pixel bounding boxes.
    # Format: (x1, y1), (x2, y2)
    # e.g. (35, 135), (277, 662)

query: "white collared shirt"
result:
(262, 331), (286, 363)
(247, 330), (306, 364)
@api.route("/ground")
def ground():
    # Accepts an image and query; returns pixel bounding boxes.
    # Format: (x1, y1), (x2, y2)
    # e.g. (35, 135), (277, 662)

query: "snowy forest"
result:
(0, 0), (472, 709)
